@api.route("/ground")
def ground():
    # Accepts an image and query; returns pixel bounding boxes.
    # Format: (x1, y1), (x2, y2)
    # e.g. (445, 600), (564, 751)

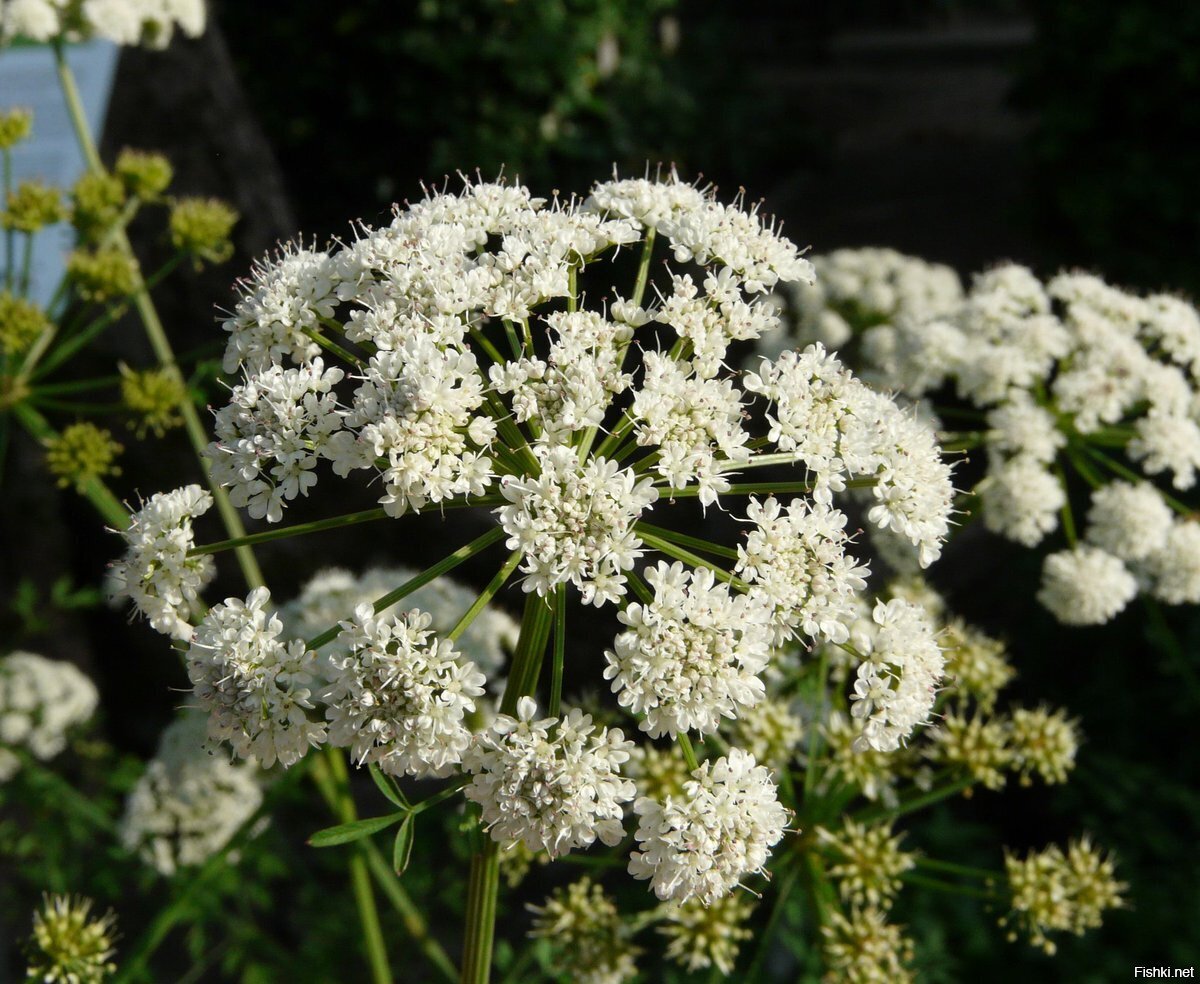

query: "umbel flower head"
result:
(25, 894), (118, 984)
(528, 877), (639, 984)
(119, 711), (263, 876)
(629, 747), (788, 905)
(464, 697), (635, 858)
(113, 172), (957, 918)
(0, 651), (98, 781)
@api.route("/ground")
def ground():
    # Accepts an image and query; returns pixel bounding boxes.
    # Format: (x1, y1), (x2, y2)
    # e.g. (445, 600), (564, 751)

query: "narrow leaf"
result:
(392, 815), (415, 875)
(369, 764), (410, 810)
(308, 811), (405, 848)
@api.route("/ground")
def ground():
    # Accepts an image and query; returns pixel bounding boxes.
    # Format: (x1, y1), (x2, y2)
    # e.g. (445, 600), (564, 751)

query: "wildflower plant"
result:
(93, 168), (1125, 983)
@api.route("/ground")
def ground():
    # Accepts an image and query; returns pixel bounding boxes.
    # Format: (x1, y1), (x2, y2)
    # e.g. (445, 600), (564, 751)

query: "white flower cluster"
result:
(629, 748), (787, 905)
(119, 711), (263, 876)
(0, 0), (204, 47)
(605, 561), (773, 738)
(0, 651), (98, 781)
(782, 259), (1200, 625)
(735, 496), (869, 645)
(207, 173), (951, 622)
(323, 604), (486, 778)
(186, 587), (325, 768)
(464, 697), (635, 858)
(745, 344), (955, 567)
(850, 599), (945, 752)
(498, 445), (658, 606)
(107, 484), (215, 640)
(278, 565), (518, 684)
(761, 246), (963, 356)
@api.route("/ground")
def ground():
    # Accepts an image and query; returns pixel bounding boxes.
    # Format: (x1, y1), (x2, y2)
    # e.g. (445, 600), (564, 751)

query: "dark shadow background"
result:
(2, 0), (1199, 979)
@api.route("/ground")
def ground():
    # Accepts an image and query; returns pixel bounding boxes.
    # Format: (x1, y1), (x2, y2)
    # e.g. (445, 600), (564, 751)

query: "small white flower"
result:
(107, 484), (215, 640)
(850, 598), (945, 752)
(629, 747), (788, 905)
(604, 561), (773, 738)
(736, 496), (869, 645)
(322, 605), (486, 778)
(1142, 519), (1200, 605)
(187, 587), (326, 768)
(980, 455), (1064, 547)
(0, 652), (98, 780)
(497, 444), (658, 606)
(1084, 481), (1173, 563)
(463, 697), (635, 858)
(119, 711), (263, 876)
(1038, 546), (1137, 626)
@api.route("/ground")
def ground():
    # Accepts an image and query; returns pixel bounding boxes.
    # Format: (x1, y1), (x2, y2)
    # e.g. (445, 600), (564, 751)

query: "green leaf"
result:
(369, 764), (410, 810)
(392, 815), (415, 875)
(308, 811), (406, 848)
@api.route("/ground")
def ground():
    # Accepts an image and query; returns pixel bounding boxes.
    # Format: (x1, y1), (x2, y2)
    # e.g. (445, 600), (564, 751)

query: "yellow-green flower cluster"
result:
(626, 743), (691, 803)
(930, 711), (1013, 791)
(120, 364), (185, 437)
(67, 247), (138, 302)
(0, 107), (33, 149)
(169, 197), (238, 265)
(3, 180), (65, 233)
(1001, 837), (1125, 954)
(1008, 705), (1079, 786)
(0, 290), (51, 355)
(729, 695), (804, 770)
(940, 619), (1014, 712)
(528, 877), (638, 984)
(658, 892), (755, 975)
(821, 905), (915, 984)
(71, 173), (127, 241)
(115, 149), (173, 201)
(819, 821), (916, 910)
(25, 894), (118, 984)
(45, 422), (123, 491)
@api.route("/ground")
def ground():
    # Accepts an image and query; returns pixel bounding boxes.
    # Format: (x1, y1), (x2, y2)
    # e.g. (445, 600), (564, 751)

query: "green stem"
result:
(306, 526), (507, 650)
(1080, 442), (1194, 516)
(549, 583), (566, 717)
(1055, 463), (1077, 547)
(362, 844), (458, 984)
(636, 529), (749, 590)
(321, 748), (394, 984)
(460, 840), (501, 984)
(54, 41), (263, 589)
(447, 550), (523, 642)
(633, 521), (740, 561)
(19, 230), (33, 294)
(915, 856), (998, 881)
(631, 227), (656, 307)
(678, 733), (700, 772)
(303, 324), (364, 367)
(190, 507), (392, 557)
(460, 593), (555, 983)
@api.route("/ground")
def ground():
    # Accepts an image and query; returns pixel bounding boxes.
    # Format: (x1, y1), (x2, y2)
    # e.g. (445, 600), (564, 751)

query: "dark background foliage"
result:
(4, 0), (1200, 979)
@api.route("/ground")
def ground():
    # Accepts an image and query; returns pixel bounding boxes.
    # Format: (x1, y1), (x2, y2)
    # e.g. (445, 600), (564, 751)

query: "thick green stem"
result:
(633, 521), (740, 560)
(461, 592), (554, 983)
(678, 733), (700, 772)
(550, 583), (566, 717)
(320, 749), (394, 984)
